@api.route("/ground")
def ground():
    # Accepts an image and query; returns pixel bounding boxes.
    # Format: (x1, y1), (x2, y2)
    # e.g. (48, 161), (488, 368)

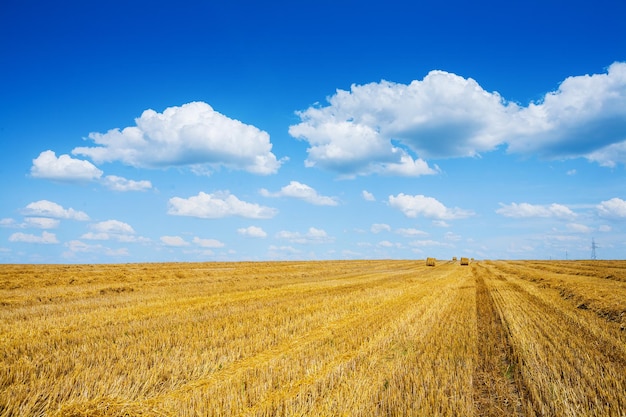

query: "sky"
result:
(1, 0), (625, 263)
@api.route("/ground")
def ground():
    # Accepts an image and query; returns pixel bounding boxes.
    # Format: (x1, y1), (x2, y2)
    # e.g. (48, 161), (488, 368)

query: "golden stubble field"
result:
(0, 259), (625, 416)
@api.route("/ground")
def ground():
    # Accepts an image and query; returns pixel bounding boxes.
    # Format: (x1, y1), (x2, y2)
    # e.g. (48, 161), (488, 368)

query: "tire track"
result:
(473, 264), (527, 417)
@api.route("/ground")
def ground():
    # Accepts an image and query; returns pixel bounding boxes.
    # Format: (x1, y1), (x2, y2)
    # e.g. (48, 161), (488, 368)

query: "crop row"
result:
(0, 260), (624, 416)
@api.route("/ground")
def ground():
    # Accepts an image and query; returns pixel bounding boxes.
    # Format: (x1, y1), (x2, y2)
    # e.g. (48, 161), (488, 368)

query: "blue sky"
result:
(1, 0), (625, 263)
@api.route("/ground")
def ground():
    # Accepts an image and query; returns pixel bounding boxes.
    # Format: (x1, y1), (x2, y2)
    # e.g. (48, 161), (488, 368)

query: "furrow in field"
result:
(237, 265), (476, 417)
(482, 262), (626, 417)
(488, 261), (626, 360)
(508, 260), (626, 283)
(472, 264), (526, 417)
(489, 261), (626, 326)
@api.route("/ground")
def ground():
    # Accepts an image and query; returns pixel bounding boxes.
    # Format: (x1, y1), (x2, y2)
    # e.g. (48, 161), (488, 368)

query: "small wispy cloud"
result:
(192, 237), (225, 248)
(260, 181), (338, 206)
(276, 227), (334, 244)
(237, 226), (267, 238)
(160, 236), (190, 247)
(9, 231), (59, 244)
(395, 227), (428, 237)
(102, 175), (152, 191)
(496, 202), (576, 220)
(362, 190), (375, 201)
(371, 223), (391, 233)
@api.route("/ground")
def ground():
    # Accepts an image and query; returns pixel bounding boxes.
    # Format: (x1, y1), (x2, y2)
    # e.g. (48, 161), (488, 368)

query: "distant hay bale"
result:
(452, 256), (457, 261)
(460, 257), (469, 266)
(426, 257), (436, 266)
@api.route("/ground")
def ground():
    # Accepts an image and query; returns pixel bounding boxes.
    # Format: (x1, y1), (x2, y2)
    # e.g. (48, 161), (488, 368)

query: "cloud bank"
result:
(290, 62), (626, 176)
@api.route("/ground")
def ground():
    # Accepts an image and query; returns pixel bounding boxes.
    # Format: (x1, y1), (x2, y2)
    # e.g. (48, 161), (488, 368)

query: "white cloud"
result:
(31, 150), (103, 182)
(0, 218), (17, 227)
(377, 240), (397, 248)
(389, 194), (474, 220)
(444, 232), (462, 242)
(9, 231), (58, 244)
(289, 62), (626, 174)
(24, 217), (60, 229)
(65, 240), (97, 255)
(260, 181), (338, 206)
(73, 101), (284, 175)
(63, 240), (128, 257)
(586, 142), (626, 168)
(65, 240), (93, 253)
(168, 191), (277, 219)
(432, 220), (450, 227)
(362, 190), (375, 201)
(395, 227), (428, 237)
(408, 239), (452, 248)
(371, 223), (391, 233)
(566, 223), (593, 233)
(508, 62), (626, 165)
(496, 202), (576, 220)
(289, 70), (514, 176)
(160, 236), (190, 247)
(237, 226), (267, 238)
(276, 227), (334, 244)
(599, 225), (612, 232)
(268, 245), (302, 257)
(23, 200), (89, 221)
(192, 237), (225, 248)
(102, 175), (152, 191)
(81, 220), (148, 242)
(92, 220), (135, 234)
(81, 233), (111, 240)
(381, 155), (441, 177)
(597, 198), (626, 218)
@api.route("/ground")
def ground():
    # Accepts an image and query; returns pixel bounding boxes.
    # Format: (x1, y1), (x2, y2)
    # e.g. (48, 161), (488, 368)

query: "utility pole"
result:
(591, 238), (597, 260)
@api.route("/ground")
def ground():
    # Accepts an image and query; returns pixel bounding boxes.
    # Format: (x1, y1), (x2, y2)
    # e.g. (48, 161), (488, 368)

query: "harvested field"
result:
(0, 260), (625, 416)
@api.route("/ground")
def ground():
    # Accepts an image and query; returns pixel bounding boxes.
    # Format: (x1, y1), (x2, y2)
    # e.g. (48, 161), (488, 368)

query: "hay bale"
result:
(460, 257), (469, 266)
(426, 257), (436, 266)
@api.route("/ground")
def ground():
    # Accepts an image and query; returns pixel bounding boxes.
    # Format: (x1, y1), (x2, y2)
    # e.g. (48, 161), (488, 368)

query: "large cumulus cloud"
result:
(73, 101), (284, 175)
(290, 62), (626, 176)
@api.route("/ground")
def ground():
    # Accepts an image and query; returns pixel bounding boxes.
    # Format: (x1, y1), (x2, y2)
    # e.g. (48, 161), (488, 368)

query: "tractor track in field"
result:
(472, 264), (528, 417)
